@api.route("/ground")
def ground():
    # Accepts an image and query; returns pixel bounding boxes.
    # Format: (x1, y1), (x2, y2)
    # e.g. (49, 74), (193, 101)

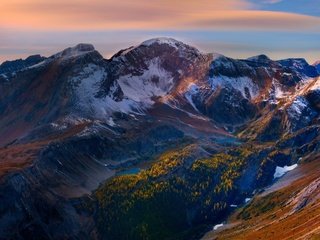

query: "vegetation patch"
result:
(92, 144), (258, 240)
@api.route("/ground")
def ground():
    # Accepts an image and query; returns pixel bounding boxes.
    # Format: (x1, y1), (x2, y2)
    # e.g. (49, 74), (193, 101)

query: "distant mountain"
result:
(0, 54), (46, 78)
(0, 38), (319, 240)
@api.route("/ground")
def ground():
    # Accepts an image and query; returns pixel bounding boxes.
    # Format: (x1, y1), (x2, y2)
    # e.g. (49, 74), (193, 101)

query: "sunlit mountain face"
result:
(1, 1), (320, 239)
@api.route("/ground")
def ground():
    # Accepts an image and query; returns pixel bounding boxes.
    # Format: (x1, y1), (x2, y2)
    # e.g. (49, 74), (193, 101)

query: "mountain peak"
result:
(111, 37), (202, 62)
(71, 43), (95, 52)
(247, 54), (272, 62)
(53, 43), (96, 60)
(140, 37), (182, 48)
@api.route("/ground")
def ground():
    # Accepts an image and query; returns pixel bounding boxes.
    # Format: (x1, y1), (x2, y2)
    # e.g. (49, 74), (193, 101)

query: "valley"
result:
(0, 38), (319, 239)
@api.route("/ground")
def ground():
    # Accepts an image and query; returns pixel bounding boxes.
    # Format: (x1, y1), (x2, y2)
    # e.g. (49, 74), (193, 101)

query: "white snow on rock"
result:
(73, 63), (107, 112)
(117, 58), (174, 104)
(230, 204), (238, 208)
(53, 43), (95, 61)
(27, 60), (48, 70)
(272, 79), (286, 99)
(107, 117), (116, 127)
(117, 38), (188, 58)
(50, 122), (67, 131)
(282, 72), (292, 77)
(73, 63), (140, 117)
(209, 76), (259, 99)
(274, 86), (285, 99)
(141, 37), (180, 49)
(0, 73), (8, 81)
(274, 164), (298, 179)
(287, 97), (309, 121)
(292, 60), (305, 70)
(96, 89), (144, 117)
(213, 223), (224, 231)
(268, 79), (289, 105)
(184, 83), (200, 111)
(212, 54), (234, 70)
(245, 198), (252, 203)
(74, 58), (174, 118)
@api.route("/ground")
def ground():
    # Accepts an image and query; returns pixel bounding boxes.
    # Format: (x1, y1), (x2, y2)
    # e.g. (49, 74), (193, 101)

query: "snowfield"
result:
(213, 223), (224, 231)
(74, 58), (174, 118)
(274, 164), (298, 179)
(118, 58), (174, 103)
(209, 76), (259, 100)
(287, 97), (309, 121)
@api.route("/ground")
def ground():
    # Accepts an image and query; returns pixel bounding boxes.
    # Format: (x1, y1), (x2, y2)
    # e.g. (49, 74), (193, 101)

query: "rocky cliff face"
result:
(0, 38), (319, 239)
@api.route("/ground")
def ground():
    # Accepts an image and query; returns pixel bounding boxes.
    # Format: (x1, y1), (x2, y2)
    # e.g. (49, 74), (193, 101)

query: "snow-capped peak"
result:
(52, 43), (96, 60)
(141, 37), (182, 49)
(114, 37), (202, 59)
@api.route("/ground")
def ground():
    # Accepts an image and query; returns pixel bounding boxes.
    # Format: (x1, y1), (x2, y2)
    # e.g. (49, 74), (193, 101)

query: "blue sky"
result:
(253, 0), (320, 17)
(0, 0), (319, 63)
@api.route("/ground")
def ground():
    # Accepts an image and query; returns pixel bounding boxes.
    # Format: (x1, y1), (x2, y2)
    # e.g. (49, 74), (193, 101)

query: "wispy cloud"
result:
(0, 0), (250, 30)
(0, 0), (319, 64)
(1, 0), (319, 32)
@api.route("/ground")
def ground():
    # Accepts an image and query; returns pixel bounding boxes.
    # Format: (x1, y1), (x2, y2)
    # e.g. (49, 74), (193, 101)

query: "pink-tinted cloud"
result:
(0, 0), (319, 65)
(0, 0), (250, 29)
(2, 0), (319, 32)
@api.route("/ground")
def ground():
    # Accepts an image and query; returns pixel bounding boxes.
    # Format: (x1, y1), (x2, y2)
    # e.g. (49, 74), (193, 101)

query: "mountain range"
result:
(0, 38), (320, 240)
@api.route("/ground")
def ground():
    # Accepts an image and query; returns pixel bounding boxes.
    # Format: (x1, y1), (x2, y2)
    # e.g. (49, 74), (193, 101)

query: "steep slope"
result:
(0, 44), (106, 146)
(0, 38), (319, 240)
(203, 155), (320, 240)
(1, 38), (318, 146)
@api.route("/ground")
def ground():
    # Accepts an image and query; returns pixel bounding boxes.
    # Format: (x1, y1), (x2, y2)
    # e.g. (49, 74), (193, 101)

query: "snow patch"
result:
(73, 64), (141, 117)
(287, 97), (309, 121)
(245, 198), (252, 203)
(50, 123), (67, 131)
(274, 164), (298, 179)
(117, 58), (174, 104)
(273, 79), (286, 99)
(74, 59), (174, 118)
(184, 83), (200, 111)
(293, 60), (304, 70)
(282, 72), (292, 77)
(212, 55), (235, 72)
(73, 63), (107, 112)
(141, 38), (179, 49)
(27, 60), (48, 70)
(213, 223), (224, 231)
(0, 73), (8, 81)
(107, 117), (116, 127)
(53, 44), (95, 61)
(209, 76), (259, 99)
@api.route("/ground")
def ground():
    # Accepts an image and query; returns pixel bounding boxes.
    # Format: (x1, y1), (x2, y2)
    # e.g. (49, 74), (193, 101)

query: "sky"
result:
(0, 0), (319, 64)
